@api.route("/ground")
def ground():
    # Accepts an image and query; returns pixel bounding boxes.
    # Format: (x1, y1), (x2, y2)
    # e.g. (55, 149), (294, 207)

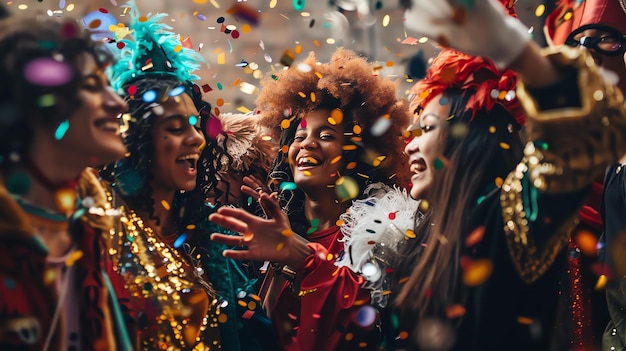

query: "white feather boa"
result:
(336, 183), (419, 306)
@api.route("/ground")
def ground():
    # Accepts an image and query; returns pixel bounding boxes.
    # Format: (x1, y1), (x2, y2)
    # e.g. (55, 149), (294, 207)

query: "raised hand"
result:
(240, 174), (275, 204)
(403, 0), (530, 69)
(210, 192), (313, 270)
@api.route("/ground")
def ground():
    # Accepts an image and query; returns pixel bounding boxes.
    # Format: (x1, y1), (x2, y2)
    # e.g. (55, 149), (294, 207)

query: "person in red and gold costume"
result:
(210, 47), (411, 351)
(0, 15), (135, 351)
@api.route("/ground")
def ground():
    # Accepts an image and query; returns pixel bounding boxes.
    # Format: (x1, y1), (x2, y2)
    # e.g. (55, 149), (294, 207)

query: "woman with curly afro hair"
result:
(210, 47), (411, 351)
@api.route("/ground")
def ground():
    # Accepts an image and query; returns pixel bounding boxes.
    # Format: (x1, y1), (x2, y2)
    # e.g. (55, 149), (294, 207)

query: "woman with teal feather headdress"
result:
(100, 1), (277, 350)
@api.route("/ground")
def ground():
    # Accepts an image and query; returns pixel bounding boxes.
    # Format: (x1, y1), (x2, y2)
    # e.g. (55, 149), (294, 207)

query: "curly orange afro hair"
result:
(256, 48), (411, 189)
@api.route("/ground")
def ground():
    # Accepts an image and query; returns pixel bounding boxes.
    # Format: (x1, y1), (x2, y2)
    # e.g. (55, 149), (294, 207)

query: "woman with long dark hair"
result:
(101, 2), (275, 350)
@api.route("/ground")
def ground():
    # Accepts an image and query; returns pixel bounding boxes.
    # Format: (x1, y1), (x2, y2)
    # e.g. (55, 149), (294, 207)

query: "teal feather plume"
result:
(106, 0), (205, 93)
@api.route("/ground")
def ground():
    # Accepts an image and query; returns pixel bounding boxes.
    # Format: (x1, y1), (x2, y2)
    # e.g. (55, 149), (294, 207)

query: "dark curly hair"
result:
(0, 17), (112, 171)
(101, 75), (226, 231)
(256, 48), (411, 235)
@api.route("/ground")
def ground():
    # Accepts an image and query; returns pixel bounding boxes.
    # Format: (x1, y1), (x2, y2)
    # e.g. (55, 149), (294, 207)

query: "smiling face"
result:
(405, 93), (449, 200)
(54, 52), (128, 166)
(287, 109), (344, 195)
(150, 93), (205, 193)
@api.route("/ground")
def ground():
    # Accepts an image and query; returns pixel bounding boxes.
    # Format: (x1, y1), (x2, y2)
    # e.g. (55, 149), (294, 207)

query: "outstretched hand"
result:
(210, 192), (312, 270)
(403, 0), (530, 69)
(240, 175), (276, 204)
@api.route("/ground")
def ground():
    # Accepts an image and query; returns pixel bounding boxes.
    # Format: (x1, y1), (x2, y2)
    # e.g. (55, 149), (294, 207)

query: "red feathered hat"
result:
(409, 48), (526, 128)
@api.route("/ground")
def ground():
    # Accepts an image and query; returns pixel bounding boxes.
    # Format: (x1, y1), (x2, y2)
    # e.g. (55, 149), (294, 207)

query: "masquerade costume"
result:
(0, 169), (135, 351)
(104, 2), (274, 350)
(546, 0), (626, 348)
(255, 48), (410, 351)
(398, 46), (626, 351)
(0, 17), (133, 351)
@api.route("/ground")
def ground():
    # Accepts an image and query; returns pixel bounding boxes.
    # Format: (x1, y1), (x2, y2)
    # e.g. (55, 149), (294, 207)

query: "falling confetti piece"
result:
(161, 199), (171, 210)
(54, 120), (70, 140)
(382, 14), (390, 27)
(574, 229), (598, 256)
(280, 182), (298, 191)
(446, 304), (466, 319)
(465, 226), (485, 247)
(462, 258), (493, 287)
(276, 242), (285, 251)
(335, 176), (359, 201)
(371, 116), (392, 136)
(535, 4), (545, 17)
(173, 233), (188, 248)
(24, 58), (74, 87)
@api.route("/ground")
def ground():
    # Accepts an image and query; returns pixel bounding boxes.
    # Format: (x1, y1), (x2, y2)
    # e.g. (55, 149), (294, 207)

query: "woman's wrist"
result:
(283, 237), (314, 271)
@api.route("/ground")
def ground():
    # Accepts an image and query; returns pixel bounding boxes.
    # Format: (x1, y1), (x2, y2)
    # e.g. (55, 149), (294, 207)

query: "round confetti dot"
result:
(231, 30), (240, 39)
(354, 305), (377, 327)
(24, 58), (73, 87)
(188, 115), (198, 126)
(574, 229), (598, 256)
(361, 262), (381, 282)
(462, 258), (493, 286)
(142, 90), (157, 103)
(335, 176), (359, 201)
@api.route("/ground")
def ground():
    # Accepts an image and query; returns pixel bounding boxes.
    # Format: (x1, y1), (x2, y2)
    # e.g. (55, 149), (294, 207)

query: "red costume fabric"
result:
(0, 182), (135, 350)
(269, 225), (378, 351)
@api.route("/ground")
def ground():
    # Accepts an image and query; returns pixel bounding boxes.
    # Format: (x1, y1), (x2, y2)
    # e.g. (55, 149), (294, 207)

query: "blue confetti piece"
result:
(54, 120), (70, 140)
(279, 182), (297, 191)
(169, 85), (186, 97)
(142, 90), (157, 103)
(188, 115), (198, 126)
(173, 233), (188, 248)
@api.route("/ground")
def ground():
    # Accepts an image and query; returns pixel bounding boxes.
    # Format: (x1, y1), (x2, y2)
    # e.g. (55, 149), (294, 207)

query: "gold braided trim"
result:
(500, 159), (578, 284)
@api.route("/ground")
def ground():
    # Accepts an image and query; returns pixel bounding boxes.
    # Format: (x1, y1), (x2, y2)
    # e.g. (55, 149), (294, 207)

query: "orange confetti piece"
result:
(281, 229), (294, 237)
(574, 229), (598, 256)
(298, 91), (306, 98)
(462, 259), (493, 287)
(276, 242), (284, 251)
(446, 304), (466, 318)
(186, 224), (196, 230)
(330, 155), (342, 164)
(465, 226), (485, 247)
(161, 200), (171, 210)
(405, 229), (417, 239)
(517, 316), (534, 325)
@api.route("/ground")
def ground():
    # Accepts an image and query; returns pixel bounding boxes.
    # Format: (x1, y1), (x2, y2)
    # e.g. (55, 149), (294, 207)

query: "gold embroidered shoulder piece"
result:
(502, 46), (626, 283)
